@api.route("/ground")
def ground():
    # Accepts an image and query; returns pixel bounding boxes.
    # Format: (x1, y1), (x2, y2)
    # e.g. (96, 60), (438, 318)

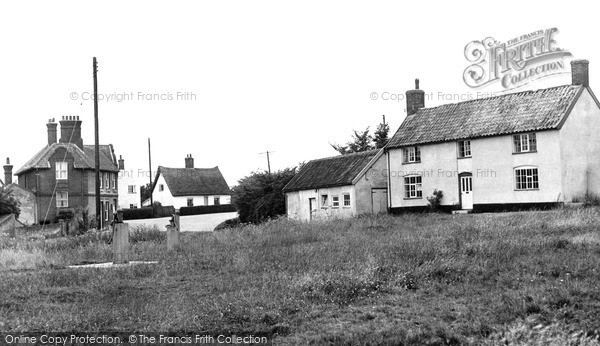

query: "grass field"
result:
(1, 208), (600, 345)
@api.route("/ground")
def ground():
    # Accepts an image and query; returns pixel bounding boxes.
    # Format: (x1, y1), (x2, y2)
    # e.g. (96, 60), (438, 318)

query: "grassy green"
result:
(1, 208), (600, 345)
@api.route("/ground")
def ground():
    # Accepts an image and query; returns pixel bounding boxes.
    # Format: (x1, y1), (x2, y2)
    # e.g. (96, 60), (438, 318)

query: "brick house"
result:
(14, 117), (120, 226)
(385, 60), (600, 212)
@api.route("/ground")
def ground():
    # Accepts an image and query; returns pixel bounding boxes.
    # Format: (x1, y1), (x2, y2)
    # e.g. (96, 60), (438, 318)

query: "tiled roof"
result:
(387, 84), (584, 148)
(155, 166), (231, 197)
(15, 143), (119, 175)
(283, 150), (379, 192)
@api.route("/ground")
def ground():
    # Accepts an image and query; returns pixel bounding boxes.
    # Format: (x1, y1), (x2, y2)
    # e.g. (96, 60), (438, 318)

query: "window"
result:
(56, 191), (68, 207)
(159, 184), (164, 192)
(187, 198), (194, 207)
(515, 167), (539, 190)
(103, 201), (109, 221)
(56, 162), (68, 180)
(111, 173), (116, 189)
(214, 197), (220, 205)
(204, 196), (209, 205)
(513, 133), (537, 153)
(404, 175), (423, 198)
(104, 173), (109, 189)
(402, 146), (421, 163)
(99, 173), (103, 188)
(458, 140), (471, 158)
(332, 195), (339, 208)
(321, 194), (329, 208)
(128, 185), (136, 194)
(343, 194), (351, 207)
(129, 204), (136, 209)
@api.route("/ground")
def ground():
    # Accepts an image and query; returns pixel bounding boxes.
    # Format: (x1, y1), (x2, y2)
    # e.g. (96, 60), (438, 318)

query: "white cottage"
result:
(151, 155), (231, 209)
(283, 149), (388, 221)
(117, 156), (142, 209)
(385, 59), (600, 212)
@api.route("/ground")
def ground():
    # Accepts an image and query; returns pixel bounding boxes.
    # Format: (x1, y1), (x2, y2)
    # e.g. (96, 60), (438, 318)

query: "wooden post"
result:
(112, 223), (129, 264)
(59, 219), (66, 237)
(8, 214), (16, 238)
(167, 210), (180, 251)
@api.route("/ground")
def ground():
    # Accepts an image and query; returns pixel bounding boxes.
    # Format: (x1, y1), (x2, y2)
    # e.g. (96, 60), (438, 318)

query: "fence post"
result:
(8, 214), (16, 238)
(112, 209), (129, 264)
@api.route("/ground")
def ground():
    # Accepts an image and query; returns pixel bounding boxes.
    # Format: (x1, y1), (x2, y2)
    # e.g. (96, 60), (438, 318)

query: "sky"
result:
(1, 0), (598, 187)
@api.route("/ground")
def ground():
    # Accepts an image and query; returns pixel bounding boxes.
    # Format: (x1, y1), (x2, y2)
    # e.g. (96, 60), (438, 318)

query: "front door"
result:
(459, 174), (473, 210)
(371, 188), (388, 214)
(309, 198), (317, 220)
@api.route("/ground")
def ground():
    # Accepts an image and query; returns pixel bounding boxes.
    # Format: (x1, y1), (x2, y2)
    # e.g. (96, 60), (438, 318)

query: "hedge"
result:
(122, 205), (176, 220)
(179, 204), (237, 216)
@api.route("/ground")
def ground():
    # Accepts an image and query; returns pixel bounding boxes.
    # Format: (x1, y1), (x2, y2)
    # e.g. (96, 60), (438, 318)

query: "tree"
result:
(140, 183), (152, 206)
(373, 116), (390, 149)
(330, 127), (374, 154)
(231, 167), (298, 224)
(0, 188), (20, 217)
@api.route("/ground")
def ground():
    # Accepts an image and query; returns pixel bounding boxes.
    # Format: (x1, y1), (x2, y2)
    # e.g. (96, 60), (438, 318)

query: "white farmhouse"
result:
(151, 155), (231, 209)
(117, 156), (142, 209)
(283, 149), (388, 221)
(385, 60), (600, 212)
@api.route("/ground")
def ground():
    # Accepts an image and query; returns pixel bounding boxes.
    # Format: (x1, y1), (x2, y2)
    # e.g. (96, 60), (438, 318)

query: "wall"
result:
(286, 185), (356, 221)
(354, 153), (389, 214)
(559, 88), (600, 201)
(388, 130), (563, 209)
(117, 169), (141, 208)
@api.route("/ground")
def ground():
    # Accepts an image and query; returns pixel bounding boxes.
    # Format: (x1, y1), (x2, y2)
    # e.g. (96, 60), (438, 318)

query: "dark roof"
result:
(387, 84), (584, 148)
(155, 166), (231, 197)
(283, 150), (379, 192)
(15, 143), (118, 175)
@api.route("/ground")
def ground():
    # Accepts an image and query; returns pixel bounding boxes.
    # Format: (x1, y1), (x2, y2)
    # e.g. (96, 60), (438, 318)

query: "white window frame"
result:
(513, 133), (537, 153)
(104, 201), (110, 221)
(130, 204), (135, 209)
(128, 185), (136, 194)
(332, 195), (339, 208)
(104, 173), (109, 189)
(403, 146), (421, 163)
(56, 191), (68, 207)
(56, 162), (68, 180)
(458, 140), (471, 158)
(515, 166), (539, 190)
(343, 193), (351, 207)
(204, 196), (209, 205)
(187, 198), (194, 207)
(214, 197), (220, 205)
(404, 175), (423, 199)
(111, 173), (116, 189)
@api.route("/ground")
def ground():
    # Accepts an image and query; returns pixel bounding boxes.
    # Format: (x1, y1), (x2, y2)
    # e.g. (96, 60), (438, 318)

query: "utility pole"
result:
(93, 57), (101, 229)
(148, 138), (153, 206)
(382, 114), (386, 125)
(259, 150), (273, 175)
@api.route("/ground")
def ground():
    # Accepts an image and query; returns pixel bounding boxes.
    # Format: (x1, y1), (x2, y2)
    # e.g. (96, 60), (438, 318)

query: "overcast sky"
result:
(1, 0), (597, 187)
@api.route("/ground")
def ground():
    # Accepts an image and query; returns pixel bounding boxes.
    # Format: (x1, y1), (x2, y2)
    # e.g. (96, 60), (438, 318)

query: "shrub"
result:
(0, 188), (20, 217)
(122, 207), (154, 220)
(231, 167), (297, 224)
(180, 204), (236, 216)
(426, 189), (444, 212)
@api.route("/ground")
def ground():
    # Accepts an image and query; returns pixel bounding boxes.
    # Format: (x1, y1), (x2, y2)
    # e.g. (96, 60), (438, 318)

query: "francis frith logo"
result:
(463, 28), (572, 90)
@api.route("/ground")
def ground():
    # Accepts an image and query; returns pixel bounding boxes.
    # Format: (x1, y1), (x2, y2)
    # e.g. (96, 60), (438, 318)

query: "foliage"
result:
(0, 188), (20, 217)
(231, 167), (297, 224)
(330, 116), (390, 154)
(426, 189), (444, 212)
(179, 204), (236, 216)
(140, 183), (153, 206)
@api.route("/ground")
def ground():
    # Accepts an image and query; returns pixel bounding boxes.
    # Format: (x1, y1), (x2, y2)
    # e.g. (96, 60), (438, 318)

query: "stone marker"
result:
(166, 210), (180, 251)
(8, 214), (16, 238)
(112, 209), (129, 264)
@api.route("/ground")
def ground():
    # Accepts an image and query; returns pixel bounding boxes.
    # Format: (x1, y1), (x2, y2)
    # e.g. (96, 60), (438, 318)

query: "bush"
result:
(231, 167), (297, 224)
(426, 189), (444, 212)
(0, 188), (20, 217)
(122, 207), (154, 220)
(180, 204), (236, 216)
(214, 217), (242, 231)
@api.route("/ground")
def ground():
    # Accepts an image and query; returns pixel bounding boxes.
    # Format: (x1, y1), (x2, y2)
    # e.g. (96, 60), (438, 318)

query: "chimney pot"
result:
(571, 59), (589, 87)
(406, 78), (425, 116)
(185, 155), (194, 168)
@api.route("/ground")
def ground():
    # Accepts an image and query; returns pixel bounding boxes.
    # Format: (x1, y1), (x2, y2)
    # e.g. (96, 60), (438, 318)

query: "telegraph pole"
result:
(259, 150), (273, 175)
(148, 138), (153, 206)
(93, 57), (101, 229)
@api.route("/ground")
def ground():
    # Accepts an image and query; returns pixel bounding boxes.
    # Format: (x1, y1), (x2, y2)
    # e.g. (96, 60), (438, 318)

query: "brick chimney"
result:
(4, 157), (13, 185)
(406, 78), (425, 116)
(59, 116), (84, 149)
(571, 60), (589, 87)
(118, 155), (125, 170)
(185, 154), (194, 168)
(47, 118), (57, 146)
